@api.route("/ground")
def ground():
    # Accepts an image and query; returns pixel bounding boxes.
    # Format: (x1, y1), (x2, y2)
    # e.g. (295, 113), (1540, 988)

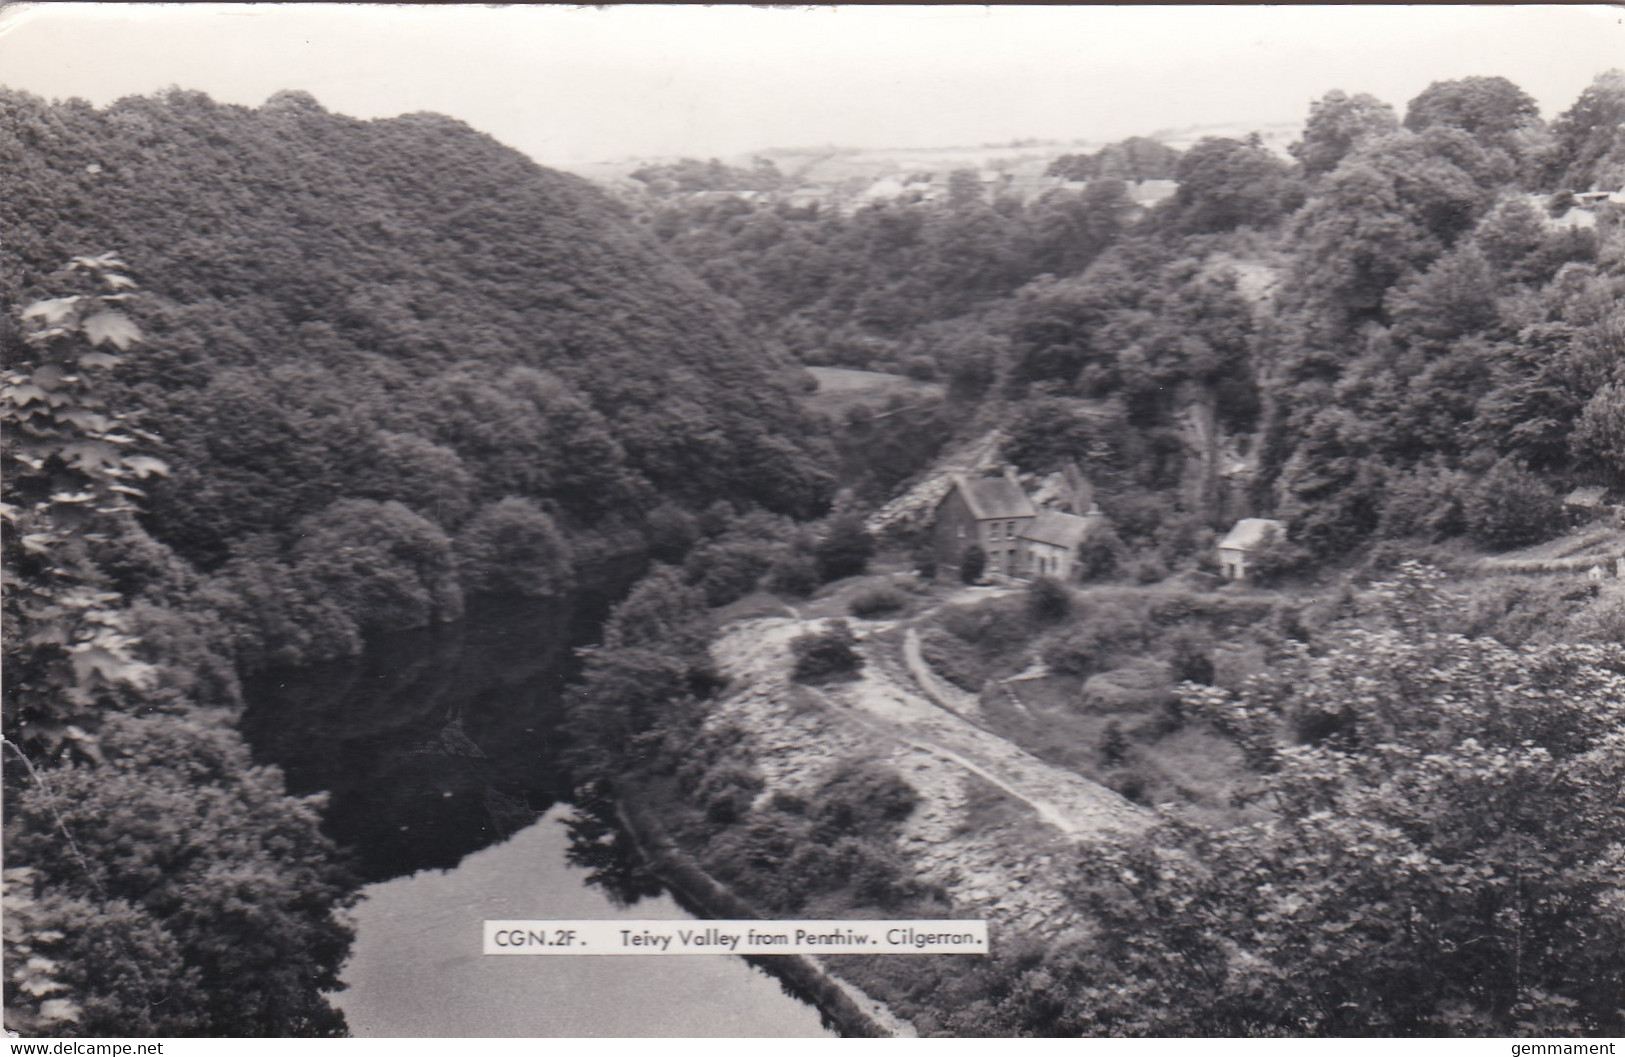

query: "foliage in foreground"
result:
(950, 564), (1625, 1037)
(3, 260), (357, 1037)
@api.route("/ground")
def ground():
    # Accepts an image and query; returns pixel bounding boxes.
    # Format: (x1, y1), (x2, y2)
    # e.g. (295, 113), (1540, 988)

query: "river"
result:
(241, 593), (834, 1038)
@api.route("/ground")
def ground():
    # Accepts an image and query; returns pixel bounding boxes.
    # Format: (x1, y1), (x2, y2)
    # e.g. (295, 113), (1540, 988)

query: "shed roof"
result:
(1020, 510), (1098, 549)
(949, 474), (1036, 521)
(1218, 518), (1285, 552)
(1565, 486), (1609, 507)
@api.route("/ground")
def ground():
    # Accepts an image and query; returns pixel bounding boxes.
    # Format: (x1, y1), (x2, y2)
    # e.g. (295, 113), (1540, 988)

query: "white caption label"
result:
(483, 919), (988, 955)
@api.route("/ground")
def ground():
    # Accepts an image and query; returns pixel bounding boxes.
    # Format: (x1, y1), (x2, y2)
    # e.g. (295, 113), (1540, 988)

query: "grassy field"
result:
(1478, 521), (1625, 573)
(800, 366), (946, 419)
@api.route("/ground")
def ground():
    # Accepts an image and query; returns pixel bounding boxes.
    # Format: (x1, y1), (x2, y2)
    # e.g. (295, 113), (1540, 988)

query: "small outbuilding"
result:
(1217, 518), (1285, 582)
(1565, 486), (1611, 523)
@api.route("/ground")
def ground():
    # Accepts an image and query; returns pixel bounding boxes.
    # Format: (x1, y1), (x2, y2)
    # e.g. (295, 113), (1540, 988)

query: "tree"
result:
(1462, 457), (1563, 549)
(1291, 90), (1400, 178)
(353, 430), (476, 528)
(454, 496), (574, 598)
(1074, 523), (1128, 581)
(1571, 382), (1625, 487)
(1403, 76), (1541, 155)
(1044, 564), (1625, 1036)
(1290, 128), (1505, 328)
(814, 510), (875, 583)
(290, 499), (463, 632)
(6, 714), (357, 1037)
(2, 254), (167, 762)
(790, 619), (863, 683)
(1545, 69), (1625, 191)
(1168, 135), (1302, 234)
(1384, 244), (1501, 349)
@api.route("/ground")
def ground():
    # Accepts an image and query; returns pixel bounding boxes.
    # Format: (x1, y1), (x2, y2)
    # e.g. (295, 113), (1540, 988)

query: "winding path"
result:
(713, 614), (1146, 840)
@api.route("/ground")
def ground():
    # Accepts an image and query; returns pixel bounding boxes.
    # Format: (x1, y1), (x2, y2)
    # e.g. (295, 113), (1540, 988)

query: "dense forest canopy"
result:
(636, 72), (1625, 566)
(1, 87), (835, 564)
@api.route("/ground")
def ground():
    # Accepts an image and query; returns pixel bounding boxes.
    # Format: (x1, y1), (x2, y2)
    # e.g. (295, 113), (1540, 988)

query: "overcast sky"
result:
(2, 4), (1621, 166)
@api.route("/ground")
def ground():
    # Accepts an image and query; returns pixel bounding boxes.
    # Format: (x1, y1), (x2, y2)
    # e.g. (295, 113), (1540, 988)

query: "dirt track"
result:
(711, 611), (1146, 842)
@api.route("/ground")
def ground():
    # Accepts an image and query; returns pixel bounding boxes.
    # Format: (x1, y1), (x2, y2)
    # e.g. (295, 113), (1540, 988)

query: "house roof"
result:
(1565, 486), (1609, 507)
(949, 474), (1036, 521)
(1020, 510), (1098, 549)
(1218, 518), (1285, 552)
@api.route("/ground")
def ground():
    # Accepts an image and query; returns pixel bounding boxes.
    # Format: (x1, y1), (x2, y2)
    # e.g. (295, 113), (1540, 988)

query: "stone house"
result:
(1018, 507), (1106, 581)
(932, 471), (1036, 579)
(1217, 517), (1285, 581)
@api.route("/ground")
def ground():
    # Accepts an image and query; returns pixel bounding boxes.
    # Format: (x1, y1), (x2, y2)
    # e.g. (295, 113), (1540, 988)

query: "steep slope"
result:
(0, 88), (835, 569)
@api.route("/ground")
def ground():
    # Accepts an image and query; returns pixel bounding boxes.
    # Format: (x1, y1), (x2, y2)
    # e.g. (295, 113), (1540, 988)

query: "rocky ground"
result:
(706, 589), (1147, 939)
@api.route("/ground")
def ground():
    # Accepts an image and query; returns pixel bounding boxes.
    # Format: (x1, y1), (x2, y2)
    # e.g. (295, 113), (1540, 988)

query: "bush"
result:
(1040, 596), (1153, 677)
(697, 763), (764, 826)
(684, 536), (779, 606)
(790, 619), (863, 683)
(959, 544), (986, 584)
(1099, 720), (1129, 765)
(849, 584), (909, 618)
(1166, 626), (1216, 684)
(1026, 576), (1072, 623)
(815, 512), (875, 583)
(1247, 527), (1312, 587)
(814, 759), (921, 836)
(764, 547), (820, 598)
(902, 354), (939, 381)
(1463, 458), (1564, 549)
(917, 627), (990, 692)
(1075, 525), (1128, 581)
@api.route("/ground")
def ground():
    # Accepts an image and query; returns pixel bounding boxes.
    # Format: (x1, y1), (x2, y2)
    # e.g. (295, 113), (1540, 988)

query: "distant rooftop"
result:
(1020, 510), (1099, 549)
(1218, 518), (1284, 552)
(952, 474), (1036, 521)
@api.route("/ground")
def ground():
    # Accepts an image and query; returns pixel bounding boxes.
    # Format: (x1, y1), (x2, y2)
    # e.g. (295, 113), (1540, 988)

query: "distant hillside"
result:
(1, 88), (836, 571)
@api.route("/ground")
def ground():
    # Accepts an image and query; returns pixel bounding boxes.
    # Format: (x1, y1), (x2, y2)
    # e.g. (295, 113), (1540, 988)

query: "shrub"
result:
(917, 627), (990, 692)
(1247, 527), (1313, 587)
(764, 547), (820, 598)
(815, 760), (921, 833)
(1075, 525), (1128, 581)
(1026, 576), (1072, 623)
(815, 512), (875, 582)
(1128, 554), (1170, 585)
(1099, 720), (1129, 765)
(697, 763), (764, 826)
(1166, 626), (1216, 684)
(1463, 458), (1564, 549)
(849, 584), (909, 618)
(790, 619), (863, 682)
(684, 536), (779, 606)
(959, 544), (987, 584)
(902, 354), (939, 381)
